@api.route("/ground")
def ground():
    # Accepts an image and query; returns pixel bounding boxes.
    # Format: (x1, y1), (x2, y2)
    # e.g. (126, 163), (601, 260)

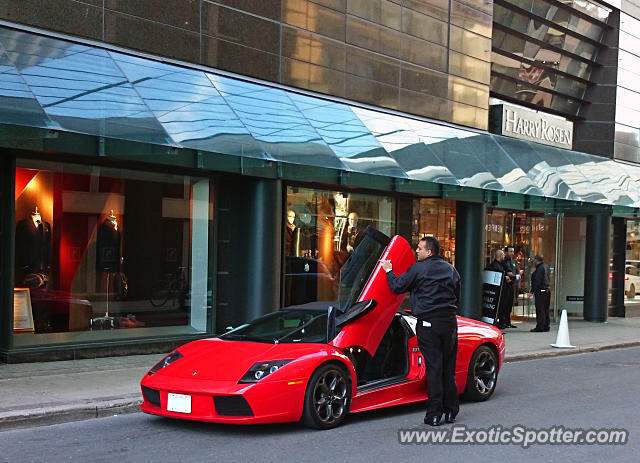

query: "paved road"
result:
(2, 347), (639, 463)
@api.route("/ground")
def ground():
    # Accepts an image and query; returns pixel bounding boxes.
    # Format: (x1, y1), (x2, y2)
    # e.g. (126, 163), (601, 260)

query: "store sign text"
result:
(497, 104), (573, 149)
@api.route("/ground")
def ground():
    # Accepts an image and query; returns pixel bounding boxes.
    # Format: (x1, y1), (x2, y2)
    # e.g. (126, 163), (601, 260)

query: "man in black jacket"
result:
(381, 236), (460, 427)
(501, 247), (518, 329)
(529, 254), (550, 332)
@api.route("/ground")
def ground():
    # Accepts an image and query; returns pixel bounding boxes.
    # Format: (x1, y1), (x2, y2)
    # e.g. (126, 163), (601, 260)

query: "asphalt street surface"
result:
(2, 347), (639, 463)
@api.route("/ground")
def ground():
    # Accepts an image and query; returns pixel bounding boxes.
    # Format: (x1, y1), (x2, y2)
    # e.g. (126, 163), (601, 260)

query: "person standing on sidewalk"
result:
(487, 249), (508, 329)
(501, 246), (518, 329)
(381, 236), (460, 427)
(530, 254), (550, 332)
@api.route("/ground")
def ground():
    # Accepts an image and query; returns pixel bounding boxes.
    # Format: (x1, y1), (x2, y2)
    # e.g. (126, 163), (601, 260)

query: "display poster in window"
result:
(13, 287), (35, 332)
(481, 270), (503, 325)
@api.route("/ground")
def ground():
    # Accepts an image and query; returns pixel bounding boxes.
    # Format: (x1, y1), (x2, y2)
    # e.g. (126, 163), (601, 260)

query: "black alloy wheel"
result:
(302, 363), (351, 429)
(464, 345), (498, 401)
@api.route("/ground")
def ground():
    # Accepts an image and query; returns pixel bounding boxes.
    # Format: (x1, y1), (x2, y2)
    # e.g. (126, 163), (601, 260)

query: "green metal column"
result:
(215, 176), (282, 331)
(245, 179), (282, 320)
(584, 213), (610, 322)
(0, 153), (15, 360)
(456, 201), (486, 319)
(609, 217), (625, 317)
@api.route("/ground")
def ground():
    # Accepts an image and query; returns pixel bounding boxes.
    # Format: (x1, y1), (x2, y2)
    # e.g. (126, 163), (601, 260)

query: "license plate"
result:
(167, 393), (192, 413)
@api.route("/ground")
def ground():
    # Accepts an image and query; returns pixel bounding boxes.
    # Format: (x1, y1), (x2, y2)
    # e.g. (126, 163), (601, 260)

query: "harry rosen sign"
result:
(493, 104), (573, 150)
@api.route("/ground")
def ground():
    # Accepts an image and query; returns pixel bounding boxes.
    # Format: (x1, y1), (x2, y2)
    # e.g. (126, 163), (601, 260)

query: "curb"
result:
(504, 341), (640, 363)
(0, 396), (142, 432)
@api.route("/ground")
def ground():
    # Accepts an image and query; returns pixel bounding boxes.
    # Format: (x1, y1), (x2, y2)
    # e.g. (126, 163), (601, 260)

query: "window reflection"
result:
(284, 187), (395, 306)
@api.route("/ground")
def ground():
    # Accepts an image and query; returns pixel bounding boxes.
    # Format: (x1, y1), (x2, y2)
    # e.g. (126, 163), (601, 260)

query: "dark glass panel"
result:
(346, 16), (402, 57)
(282, 26), (346, 71)
(401, 8), (448, 46)
(450, 0), (493, 38)
(281, 57), (346, 97)
(215, 0), (283, 20)
(449, 51), (490, 84)
(345, 74), (399, 110)
(400, 64), (448, 100)
(202, 36), (280, 82)
(105, 0), (200, 31)
(449, 25), (491, 61)
(400, 35), (447, 71)
(346, 0), (402, 30)
(283, 0), (347, 41)
(201, 4), (281, 54)
(402, 0), (449, 22)
(490, 74), (580, 115)
(456, 0), (492, 15)
(104, 11), (200, 63)
(450, 102), (488, 129)
(346, 46), (400, 86)
(398, 88), (450, 121)
(448, 76), (489, 108)
(492, 29), (592, 80)
(0, 0), (103, 41)
(311, 0), (347, 11)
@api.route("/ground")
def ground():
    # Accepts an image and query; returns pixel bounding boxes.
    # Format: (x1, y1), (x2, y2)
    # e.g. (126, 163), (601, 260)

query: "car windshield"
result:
(338, 226), (390, 312)
(219, 309), (328, 344)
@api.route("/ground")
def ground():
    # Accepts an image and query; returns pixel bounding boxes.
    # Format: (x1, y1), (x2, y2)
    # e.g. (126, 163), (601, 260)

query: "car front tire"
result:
(464, 345), (498, 401)
(302, 363), (351, 429)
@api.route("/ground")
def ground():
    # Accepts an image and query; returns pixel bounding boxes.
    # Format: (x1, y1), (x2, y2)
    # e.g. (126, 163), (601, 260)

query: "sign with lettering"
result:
(491, 104), (573, 149)
(481, 270), (504, 325)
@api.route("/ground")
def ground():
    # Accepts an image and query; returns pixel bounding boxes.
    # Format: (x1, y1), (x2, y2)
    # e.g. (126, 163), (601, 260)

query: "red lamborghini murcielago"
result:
(140, 227), (505, 429)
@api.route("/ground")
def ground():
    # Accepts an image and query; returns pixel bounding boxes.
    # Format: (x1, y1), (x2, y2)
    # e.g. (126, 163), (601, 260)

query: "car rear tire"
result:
(302, 363), (351, 429)
(628, 284), (635, 299)
(464, 345), (498, 402)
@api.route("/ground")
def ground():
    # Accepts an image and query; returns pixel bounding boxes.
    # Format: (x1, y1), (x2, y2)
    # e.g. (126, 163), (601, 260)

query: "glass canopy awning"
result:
(1, 26), (639, 208)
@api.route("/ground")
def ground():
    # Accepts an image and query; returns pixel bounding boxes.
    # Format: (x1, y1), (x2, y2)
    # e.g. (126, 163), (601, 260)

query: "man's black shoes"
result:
(424, 414), (442, 426)
(530, 328), (543, 332)
(507, 323), (517, 328)
(445, 412), (456, 424)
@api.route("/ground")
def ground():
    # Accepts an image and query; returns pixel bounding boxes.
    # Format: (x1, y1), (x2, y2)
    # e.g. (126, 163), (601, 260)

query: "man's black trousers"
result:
(416, 317), (459, 419)
(534, 290), (551, 331)
(499, 283), (514, 325)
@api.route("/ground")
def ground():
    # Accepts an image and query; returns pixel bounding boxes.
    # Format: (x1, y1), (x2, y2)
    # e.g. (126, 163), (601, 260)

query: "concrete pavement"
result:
(1, 315), (639, 431)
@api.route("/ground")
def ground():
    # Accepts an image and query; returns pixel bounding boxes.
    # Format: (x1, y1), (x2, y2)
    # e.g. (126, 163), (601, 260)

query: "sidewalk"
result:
(1, 315), (640, 431)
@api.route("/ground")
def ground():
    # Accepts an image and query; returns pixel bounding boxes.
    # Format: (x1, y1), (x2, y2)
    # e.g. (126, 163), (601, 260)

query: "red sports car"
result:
(140, 227), (505, 429)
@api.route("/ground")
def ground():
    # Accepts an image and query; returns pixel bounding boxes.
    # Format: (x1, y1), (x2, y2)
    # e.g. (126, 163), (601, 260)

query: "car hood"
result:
(154, 338), (328, 381)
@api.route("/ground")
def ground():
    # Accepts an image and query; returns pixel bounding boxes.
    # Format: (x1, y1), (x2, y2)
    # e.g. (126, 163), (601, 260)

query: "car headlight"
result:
(238, 359), (293, 384)
(147, 350), (183, 375)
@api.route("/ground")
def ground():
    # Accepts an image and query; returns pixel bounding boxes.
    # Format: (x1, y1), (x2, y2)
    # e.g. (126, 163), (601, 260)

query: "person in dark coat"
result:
(381, 236), (460, 427)
(529, 254), (550, 332)
(487, 249), (509, 328)
(501, 246), (518, 328)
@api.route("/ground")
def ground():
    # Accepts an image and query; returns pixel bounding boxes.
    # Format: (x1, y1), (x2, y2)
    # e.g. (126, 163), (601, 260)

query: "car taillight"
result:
(625, 275), (629, 280)
(609, 273), (613, 280)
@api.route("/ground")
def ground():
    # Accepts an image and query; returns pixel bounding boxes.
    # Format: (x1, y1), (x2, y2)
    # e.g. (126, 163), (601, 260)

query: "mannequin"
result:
(285, 209), (301, 256)
(340, 211), (363, 254)
(93, 210), (122, 329)
(15, 205), (51, 285)
(96, 210), (121, 272)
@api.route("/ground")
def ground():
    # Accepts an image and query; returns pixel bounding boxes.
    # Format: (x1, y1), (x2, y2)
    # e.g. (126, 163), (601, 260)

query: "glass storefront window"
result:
(412, 198), (456, 264)
(284, 186), (395, 307)
(485, 209), (558, 319)
(12, 160), (212, 345)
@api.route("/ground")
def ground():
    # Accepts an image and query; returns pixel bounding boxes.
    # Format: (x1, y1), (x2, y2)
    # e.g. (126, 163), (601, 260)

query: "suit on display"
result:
(15, 215), (51, 285)
(96, 218), (121, 272)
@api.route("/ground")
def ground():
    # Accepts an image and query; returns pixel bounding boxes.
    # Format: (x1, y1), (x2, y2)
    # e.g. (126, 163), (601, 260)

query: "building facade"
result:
(0, 0), (638, 362)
